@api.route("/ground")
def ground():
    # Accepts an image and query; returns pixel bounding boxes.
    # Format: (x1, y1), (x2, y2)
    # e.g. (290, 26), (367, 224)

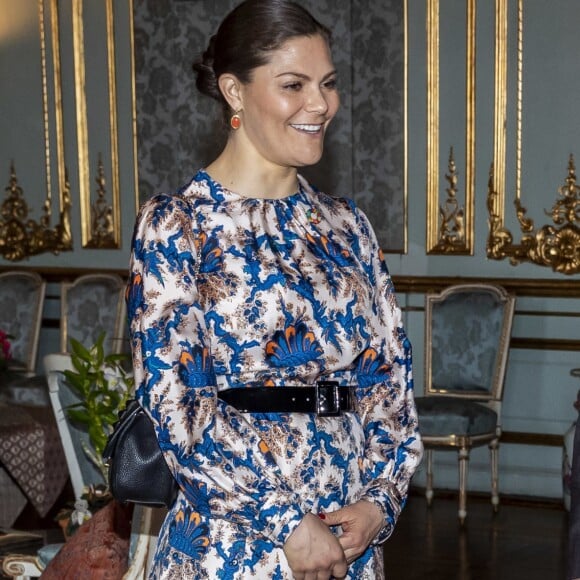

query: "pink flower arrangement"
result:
(0, 330), (12, 368)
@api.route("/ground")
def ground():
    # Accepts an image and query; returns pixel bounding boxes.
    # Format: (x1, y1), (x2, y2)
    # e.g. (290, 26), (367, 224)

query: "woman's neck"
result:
(206, 141), (299, 200)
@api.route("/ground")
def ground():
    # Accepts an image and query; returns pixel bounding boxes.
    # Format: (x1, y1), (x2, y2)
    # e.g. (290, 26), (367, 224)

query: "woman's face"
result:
(236, 34), (340, 170)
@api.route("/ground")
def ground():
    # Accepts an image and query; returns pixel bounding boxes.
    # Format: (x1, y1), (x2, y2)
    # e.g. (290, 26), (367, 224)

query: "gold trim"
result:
(516, 309), (580, 318)
(39, 0), (53, 210)
(437, 147), (466, 249)
(501, 431), (563, 447)
(41, 0), (67, 207)
(73, 0), (121, 248)
(105, 0), (121, 247)
(0, 1), (73, 261)
(492, 0), (507, 213)
(2, 554), (44, 577)
(488, 154), (580, 274)
(426, 0), (475, 255)
(426, 0), (439, 250)
(129, 0), (140, 213)
(85, 153), (116, 248)
(487, 0), (580, 274)
(390, 274), (580, 297)
(49, 0), (66, 204)
(72, 0), (90, 246)
(510, 337), (580, 352)
(0, 162), (72, 261)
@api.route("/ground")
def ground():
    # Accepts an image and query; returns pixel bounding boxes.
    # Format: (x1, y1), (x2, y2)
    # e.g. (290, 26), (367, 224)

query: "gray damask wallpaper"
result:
(133, 0), (405, 251)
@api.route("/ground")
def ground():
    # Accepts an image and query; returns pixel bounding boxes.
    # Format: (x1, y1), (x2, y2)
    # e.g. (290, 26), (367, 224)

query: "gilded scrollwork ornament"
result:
(437, 147), (466, 251)
(85, 154), (116, 249)
(487, 154), (580, 275)
(0, 162), (73, 261)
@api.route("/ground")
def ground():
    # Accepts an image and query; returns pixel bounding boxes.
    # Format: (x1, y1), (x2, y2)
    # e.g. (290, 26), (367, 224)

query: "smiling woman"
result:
(206, 33), (340, 195)
(125, 2), (422, 579)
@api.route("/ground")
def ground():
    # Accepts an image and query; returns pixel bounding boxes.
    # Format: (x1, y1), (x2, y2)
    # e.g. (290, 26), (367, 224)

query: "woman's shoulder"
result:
(299, 175), (369, 225)
(138, 171), (212, 214)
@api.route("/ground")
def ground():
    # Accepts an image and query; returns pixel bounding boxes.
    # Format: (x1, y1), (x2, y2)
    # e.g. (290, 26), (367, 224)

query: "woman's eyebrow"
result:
(275, 69), (337, 80)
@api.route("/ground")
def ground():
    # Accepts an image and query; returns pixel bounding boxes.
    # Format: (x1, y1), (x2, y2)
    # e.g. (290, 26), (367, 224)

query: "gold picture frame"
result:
(487, 0), (580, 275)
(426, 0), (475, 255)
(72, 0), (121, 248)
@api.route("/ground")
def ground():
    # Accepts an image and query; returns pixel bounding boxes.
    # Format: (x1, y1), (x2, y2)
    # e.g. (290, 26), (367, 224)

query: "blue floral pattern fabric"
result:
(127, 170), (422, 579)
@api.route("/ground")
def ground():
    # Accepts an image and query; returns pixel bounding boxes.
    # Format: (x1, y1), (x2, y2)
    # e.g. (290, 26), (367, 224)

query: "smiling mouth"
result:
(290, 123), (324, 134)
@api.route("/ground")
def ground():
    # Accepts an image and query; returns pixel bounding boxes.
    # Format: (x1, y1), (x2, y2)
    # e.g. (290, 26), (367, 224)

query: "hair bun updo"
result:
(192, 35), (223, 103)
(192, 0), (331, 118)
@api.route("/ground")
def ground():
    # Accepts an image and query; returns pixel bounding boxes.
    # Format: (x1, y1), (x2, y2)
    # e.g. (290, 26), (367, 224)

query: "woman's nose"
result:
(305, 87), (329, 114)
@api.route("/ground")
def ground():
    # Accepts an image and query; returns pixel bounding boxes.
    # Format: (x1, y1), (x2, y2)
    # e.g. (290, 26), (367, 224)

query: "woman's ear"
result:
(218, 73), (243, 112)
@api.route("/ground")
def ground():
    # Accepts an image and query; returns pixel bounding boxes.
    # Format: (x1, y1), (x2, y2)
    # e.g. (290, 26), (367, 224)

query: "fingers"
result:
(318, 508), (343, 527)
(337, 533), (363, 564)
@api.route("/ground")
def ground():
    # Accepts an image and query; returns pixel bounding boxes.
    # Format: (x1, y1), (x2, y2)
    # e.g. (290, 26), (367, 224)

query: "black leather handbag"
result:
(102, 399), (179, 508)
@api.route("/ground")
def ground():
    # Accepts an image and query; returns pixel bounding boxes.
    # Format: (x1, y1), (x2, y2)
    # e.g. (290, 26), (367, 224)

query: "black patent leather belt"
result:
(218, 381), (356, 416)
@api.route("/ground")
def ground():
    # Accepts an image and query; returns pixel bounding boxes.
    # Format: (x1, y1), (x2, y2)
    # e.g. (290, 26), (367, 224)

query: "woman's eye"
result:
(323, 78), (338, 90)
(284, 82), (303, 91)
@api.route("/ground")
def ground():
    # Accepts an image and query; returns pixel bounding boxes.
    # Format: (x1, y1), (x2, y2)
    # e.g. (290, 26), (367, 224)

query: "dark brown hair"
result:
(193, 0), (331, 113)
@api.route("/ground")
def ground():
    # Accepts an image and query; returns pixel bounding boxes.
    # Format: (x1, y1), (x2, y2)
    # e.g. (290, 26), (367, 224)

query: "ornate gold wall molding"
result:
(85, 153), (116, 248)
(426, 0), (475, 255)
(129, 0), (139, 215)
(487, 0), (580, 274)
(488, 155), (580, 274)
(0, 162), (72, 261)
(0, 0), (73, 261)
(72, 0), (121, 248)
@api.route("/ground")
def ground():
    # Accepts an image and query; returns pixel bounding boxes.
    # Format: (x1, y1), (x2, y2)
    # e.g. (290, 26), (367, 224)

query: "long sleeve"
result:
(127, 193), (307, 546)
(353, 209), (423, 543)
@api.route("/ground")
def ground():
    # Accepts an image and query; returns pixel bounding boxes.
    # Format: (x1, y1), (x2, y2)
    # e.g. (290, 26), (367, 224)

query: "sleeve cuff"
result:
(255, 495), (305, 546)
(361, 485), (406, 545)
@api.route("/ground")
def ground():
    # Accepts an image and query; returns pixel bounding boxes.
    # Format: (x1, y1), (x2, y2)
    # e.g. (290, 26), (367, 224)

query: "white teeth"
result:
(291, 124), (322, 133)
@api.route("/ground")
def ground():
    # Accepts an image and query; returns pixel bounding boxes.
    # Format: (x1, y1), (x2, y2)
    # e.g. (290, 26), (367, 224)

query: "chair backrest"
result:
(424, 283), (515, 404)
(44, 352), (105, 499)
(60, 274), (126, 354)
(0, 271), (46, 374)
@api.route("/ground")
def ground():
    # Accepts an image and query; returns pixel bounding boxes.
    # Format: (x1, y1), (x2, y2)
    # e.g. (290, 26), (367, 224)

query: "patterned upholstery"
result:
(416, 397), (498, 438)
(415, 284), (515, 524)
(429, 290), (507, 395)
(0, 271), (46, 374)
(60, 274), (126, 354)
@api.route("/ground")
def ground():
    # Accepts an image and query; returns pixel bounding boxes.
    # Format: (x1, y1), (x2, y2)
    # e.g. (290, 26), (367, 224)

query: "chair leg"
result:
(458, 446), (470, 525)
(426, 449), (434, 506)
(490, 439), (500, 512)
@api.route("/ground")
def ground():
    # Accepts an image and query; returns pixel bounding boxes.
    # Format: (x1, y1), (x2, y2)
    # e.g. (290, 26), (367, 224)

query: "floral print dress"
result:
(127, 170), (422, 579)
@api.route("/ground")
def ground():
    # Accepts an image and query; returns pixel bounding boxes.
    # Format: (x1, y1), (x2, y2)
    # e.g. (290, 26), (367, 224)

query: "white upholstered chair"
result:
(60, 273), (127, 355)
(415, 283), (516, 524)
(0, 271), (46, 375)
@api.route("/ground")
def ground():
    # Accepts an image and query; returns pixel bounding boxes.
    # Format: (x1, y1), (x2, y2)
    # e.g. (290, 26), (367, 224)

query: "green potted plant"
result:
(55, 332), (133, 536)
(63, 331), (133, 479)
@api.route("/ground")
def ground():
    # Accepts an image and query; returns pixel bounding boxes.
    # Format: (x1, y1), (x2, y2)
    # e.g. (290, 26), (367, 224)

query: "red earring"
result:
(230, 112), (241, 130)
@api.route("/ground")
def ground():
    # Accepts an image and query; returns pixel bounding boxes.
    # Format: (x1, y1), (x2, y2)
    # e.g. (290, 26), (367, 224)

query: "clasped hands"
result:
(282, 500), (383, 580)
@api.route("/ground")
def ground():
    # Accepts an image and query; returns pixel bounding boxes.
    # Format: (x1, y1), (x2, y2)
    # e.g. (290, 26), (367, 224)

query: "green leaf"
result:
(63, 332), (132, 469)
(67, 408), (91, 425)
(70, 338), (92, 362)
(88, 424), (107, 456)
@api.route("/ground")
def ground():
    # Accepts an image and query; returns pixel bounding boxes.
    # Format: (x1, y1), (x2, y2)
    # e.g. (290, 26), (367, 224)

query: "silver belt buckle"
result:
(316, 381), (341, 416)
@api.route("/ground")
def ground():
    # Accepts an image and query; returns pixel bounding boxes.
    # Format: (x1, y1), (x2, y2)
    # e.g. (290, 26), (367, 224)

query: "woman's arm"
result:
(323, 208), (423, 550)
